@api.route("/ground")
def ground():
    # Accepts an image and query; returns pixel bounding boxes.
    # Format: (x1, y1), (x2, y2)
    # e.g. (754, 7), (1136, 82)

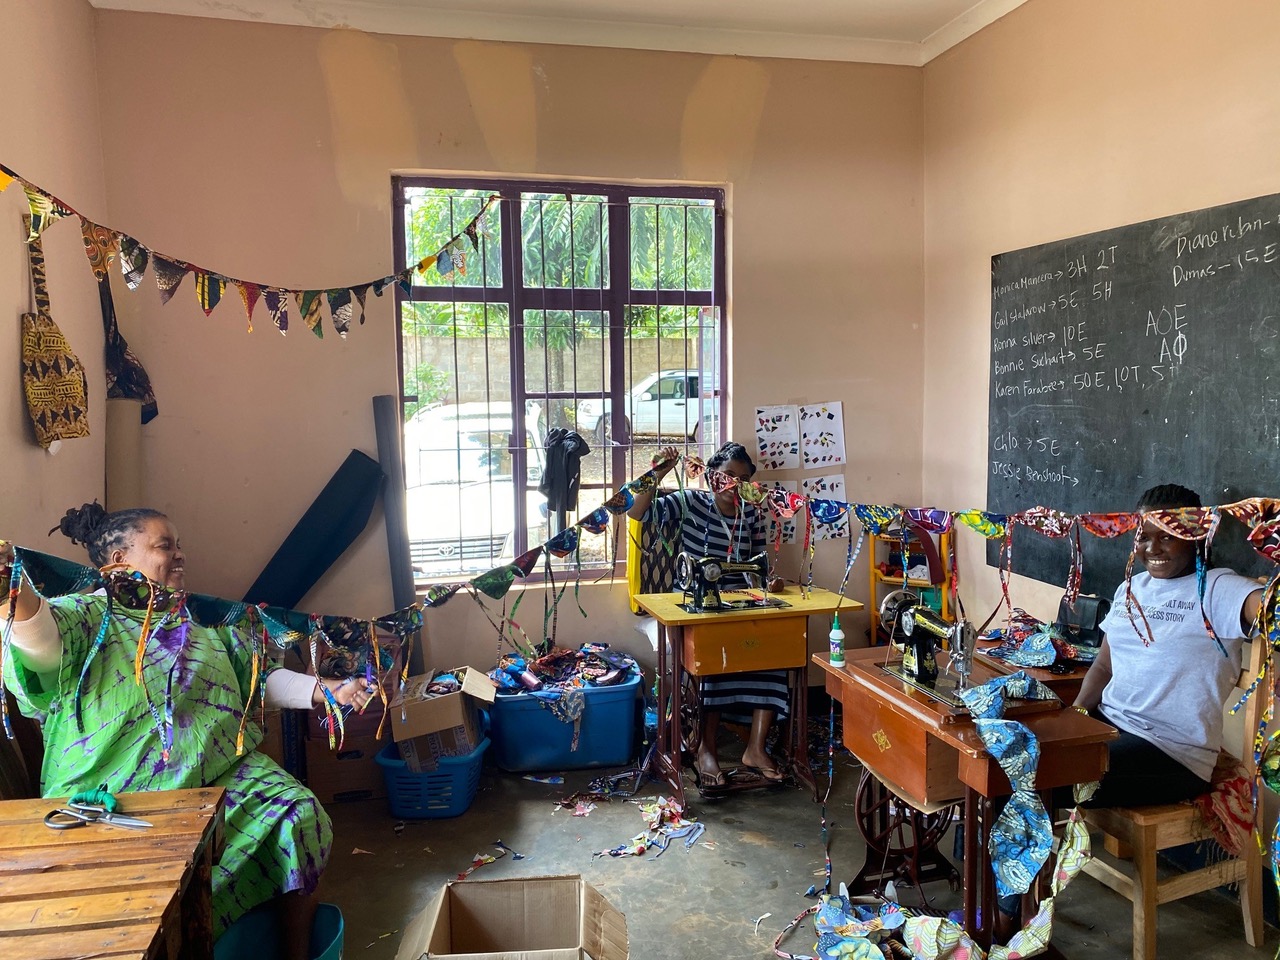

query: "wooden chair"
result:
(1081, 638), (1269, 960)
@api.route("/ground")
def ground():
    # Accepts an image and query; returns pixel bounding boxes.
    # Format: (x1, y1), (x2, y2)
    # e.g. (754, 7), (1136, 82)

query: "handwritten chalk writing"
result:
(994, 358), (1025, 375)
(1146, 304), (1187, 337)
(1030, 347), (1076, 368)
(993, 270), (1063, 299)
(994, 381), (1022, 398)
(994, 336), (1018, 352)
(1172, 262), (1216, 286)
(1021, 378), (1066, 396)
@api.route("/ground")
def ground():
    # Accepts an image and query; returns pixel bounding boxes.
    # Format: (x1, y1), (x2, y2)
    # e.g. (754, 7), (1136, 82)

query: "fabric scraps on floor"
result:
(594, 796), (705, 859)
(456, 848), (506, 880)
(493, 839), (527, 860)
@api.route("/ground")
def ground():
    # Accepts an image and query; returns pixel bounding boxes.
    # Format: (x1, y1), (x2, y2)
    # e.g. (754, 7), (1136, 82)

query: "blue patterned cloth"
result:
(958, 672), (1061, 897)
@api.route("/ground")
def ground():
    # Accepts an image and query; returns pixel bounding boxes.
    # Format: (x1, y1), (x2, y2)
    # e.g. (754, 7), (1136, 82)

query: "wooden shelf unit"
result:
(869, 528), (953, 643)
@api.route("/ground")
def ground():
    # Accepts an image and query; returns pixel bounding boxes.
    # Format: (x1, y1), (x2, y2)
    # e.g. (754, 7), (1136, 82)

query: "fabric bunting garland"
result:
(0, 162), (499, 340)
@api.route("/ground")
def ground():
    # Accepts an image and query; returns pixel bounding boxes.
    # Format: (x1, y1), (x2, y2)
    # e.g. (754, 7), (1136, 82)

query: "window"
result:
(393, 177), (726, 580)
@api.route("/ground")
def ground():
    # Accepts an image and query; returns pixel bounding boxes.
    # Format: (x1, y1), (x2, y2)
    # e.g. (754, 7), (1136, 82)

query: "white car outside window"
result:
(576, 369), (717, 443)
(403, 403), (547, 575)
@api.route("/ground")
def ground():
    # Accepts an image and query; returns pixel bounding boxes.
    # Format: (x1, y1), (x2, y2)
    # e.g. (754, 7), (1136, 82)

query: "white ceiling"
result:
(88, 0), (1031, 66)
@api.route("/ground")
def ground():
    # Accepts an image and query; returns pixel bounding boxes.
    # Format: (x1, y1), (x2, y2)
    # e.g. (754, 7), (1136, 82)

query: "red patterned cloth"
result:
(1192, 753), (1254, 857)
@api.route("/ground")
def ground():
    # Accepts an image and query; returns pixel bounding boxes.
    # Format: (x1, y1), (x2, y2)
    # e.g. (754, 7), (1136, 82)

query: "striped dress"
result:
(3, 593), (332, 936)
(644, 488), (789, 718)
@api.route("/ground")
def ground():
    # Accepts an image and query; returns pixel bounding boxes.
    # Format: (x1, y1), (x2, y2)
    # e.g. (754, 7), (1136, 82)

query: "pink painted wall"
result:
(0, 0), (107, 560)
(80, 13), (924, 665)
(922, 0), (1280, 626)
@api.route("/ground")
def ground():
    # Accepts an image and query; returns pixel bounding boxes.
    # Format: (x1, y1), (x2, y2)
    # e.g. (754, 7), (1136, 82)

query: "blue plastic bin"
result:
(215, 901), (343, 960)
(376, 736), (488, 819)
(489, 672), (641, 772)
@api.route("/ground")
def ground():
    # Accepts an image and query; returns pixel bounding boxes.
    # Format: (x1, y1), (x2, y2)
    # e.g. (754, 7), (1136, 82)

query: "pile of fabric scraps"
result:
(555, 791), (607, 817)
(594, 796), (704, 859)
(490, 642), (637, 692)
(981, 608), (1097, 667)
(490, 643), (639, 751)
(812, 895), (905, 959)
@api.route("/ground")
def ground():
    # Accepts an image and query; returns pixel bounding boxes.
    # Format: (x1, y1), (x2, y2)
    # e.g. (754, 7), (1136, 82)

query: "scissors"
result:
(43, 801), (153, 830)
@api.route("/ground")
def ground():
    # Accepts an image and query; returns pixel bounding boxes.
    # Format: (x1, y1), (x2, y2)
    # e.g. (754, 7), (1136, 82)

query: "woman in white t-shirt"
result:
(1072, 484), (1263, 806)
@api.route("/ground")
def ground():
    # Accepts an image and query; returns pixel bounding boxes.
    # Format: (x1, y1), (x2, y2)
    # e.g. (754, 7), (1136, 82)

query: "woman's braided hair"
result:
(707, 441), (757, 477)
(1136, 483), (1201, 511)
(50, 501), (166, 568)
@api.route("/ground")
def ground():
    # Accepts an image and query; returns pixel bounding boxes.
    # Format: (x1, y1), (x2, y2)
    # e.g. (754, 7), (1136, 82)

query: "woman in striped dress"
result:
(2, 503), (377, 960)
(629, 442), (788, 794)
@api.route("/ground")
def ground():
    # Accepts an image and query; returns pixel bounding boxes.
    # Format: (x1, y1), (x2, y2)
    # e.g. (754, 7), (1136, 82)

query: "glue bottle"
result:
(828, 614), (846, 667)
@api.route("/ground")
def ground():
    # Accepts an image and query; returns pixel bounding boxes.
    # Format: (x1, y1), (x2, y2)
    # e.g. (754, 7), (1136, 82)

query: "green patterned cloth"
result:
(3, 593), (332, 935)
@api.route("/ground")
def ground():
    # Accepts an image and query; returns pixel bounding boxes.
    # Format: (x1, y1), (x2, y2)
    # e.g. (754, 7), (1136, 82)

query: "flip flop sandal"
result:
(732, 765), (788, 786)
(695, 769), (730, 798)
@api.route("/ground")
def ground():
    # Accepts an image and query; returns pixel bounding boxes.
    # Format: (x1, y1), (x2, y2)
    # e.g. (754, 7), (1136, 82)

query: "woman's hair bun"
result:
(50, 501), (109, 546)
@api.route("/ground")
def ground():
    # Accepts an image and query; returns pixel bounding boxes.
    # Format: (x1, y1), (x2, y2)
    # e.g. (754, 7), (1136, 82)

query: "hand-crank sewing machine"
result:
(673, 551), (789, 613)
(877, 589), (976, 708)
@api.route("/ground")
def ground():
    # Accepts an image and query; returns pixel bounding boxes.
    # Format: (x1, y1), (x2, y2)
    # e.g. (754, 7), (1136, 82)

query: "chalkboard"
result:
(987, 192), (1280, 594)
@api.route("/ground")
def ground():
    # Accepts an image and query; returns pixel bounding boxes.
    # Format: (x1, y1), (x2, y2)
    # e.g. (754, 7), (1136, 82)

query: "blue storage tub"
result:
(375, 736), (488, 819)
(215, 901), (343, 960)
(489, 671), (641, 772)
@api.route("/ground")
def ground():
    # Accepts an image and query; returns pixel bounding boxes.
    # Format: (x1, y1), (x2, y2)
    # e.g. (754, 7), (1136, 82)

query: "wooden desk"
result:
(0, 787), (226, 960)
(816, 646), (1116, 949)
(635, 586), (858, 806)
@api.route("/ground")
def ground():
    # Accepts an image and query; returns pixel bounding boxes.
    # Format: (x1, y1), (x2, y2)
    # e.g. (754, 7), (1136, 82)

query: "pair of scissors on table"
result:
(44, 801), (153, 830)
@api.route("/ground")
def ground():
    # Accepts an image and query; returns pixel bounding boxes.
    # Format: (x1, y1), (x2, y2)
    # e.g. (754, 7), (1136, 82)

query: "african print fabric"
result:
(20, 227), (89, 449)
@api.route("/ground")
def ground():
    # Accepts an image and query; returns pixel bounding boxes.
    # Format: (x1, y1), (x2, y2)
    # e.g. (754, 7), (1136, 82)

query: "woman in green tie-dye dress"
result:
(3, 504), (373, 960)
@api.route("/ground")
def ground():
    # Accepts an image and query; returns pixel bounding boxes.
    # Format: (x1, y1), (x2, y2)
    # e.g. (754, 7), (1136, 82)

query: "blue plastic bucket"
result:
(215, 901), (343, 960)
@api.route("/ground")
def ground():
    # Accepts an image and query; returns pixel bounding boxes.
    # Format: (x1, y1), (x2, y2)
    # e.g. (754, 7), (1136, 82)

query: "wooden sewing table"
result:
(815, 646), (1117, 950)
(0, 786), (225, 960)
(634, 586), (855, 807)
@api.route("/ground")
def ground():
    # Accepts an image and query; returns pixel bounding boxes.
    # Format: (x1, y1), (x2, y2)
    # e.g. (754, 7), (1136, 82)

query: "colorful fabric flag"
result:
(152, 255), (189, 305)
(236, 281), (262, 332)
(24, 184), (73, 239)
(264, 289), (289, 335)
(297, 290), (323, 339)
(325, 288), (353, 338)
(194, 270), (226, 316)
(118, 235), (150, 290)
(79, 218), (118, 280)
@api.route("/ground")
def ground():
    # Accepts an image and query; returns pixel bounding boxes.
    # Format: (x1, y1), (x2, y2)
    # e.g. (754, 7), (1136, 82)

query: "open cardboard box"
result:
(391, 667), (497, 745)
(395, 875), (628, 960)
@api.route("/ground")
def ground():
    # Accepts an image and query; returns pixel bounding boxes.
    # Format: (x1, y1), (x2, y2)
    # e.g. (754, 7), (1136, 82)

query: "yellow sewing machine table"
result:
(634, 586), (856, 806)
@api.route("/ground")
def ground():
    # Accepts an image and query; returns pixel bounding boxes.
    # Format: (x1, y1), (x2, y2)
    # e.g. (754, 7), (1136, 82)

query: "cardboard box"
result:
(395, 875), (628, 960)
(304, 735), (387, 804)
(397, 724), (478, 772)
(390, 667), (496, 747)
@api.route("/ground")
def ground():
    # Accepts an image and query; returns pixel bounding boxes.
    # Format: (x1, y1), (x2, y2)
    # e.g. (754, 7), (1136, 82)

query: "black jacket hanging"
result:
(539, 428), (591, 511)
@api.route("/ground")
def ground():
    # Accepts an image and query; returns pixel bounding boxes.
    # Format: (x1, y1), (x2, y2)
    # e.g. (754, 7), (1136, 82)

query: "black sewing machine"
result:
(877, 589), (976, 708)
(673, 551), (789, 614)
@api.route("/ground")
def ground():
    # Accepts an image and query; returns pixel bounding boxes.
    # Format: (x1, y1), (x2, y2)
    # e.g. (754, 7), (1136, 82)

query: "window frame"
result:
(392, 175), (727, 581)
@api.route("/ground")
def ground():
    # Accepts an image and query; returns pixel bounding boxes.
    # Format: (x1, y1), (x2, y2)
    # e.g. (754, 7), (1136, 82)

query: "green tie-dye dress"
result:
(3, 592), (332, 935)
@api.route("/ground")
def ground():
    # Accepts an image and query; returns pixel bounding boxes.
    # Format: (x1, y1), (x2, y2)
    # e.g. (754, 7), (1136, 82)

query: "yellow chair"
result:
(1081, 637), (1269, 960)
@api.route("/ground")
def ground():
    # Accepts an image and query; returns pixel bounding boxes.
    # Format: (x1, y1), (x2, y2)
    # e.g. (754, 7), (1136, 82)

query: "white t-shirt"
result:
(1099, 568), (1258, 781)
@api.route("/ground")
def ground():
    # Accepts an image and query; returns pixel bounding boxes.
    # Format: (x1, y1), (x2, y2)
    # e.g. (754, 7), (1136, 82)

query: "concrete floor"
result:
(322, 747), (1273, 960)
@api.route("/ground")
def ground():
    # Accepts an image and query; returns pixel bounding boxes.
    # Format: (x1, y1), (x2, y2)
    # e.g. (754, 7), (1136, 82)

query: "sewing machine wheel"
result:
(849, 772), (961, 903)
(674, 552), (694, 592)
(878, 589), (921, 635)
